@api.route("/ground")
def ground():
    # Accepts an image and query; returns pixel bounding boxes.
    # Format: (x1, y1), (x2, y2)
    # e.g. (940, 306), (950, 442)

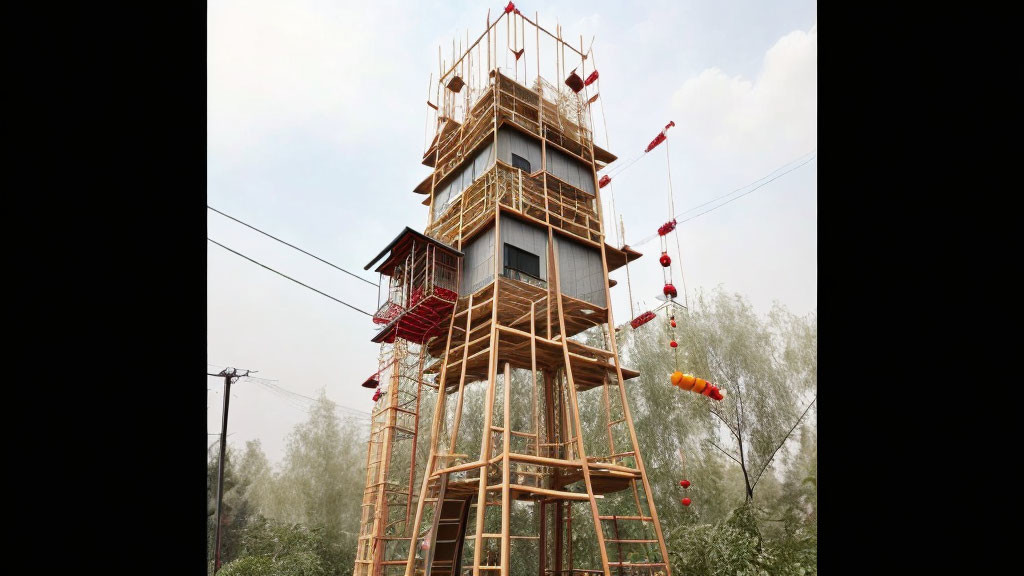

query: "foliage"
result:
(208, 442), (260, 569)
(208, 287), (816, 575)
(669, 503), (816, 576)
(217, 517), (331, 576)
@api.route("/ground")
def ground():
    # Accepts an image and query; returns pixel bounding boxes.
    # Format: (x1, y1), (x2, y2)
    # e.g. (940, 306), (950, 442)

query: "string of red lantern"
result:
(598, 121), (676, 189)
(644, 126), (724, 402)
(679, 449), (692, 506)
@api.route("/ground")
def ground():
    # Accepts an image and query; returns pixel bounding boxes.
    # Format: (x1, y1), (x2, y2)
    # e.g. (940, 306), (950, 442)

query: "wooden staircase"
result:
(423, 495), (471, 576)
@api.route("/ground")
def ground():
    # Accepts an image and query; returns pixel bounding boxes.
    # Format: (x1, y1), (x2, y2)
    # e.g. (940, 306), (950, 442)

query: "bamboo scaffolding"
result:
(370, 10), (669, 576)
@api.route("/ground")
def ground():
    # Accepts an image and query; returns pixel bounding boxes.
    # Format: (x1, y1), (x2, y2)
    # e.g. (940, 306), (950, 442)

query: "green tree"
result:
(267, 390), (365, 573)
(676, 288), (817, 504)
(616, 287), (816, 571)
(208, 442), (258, 571)
(218, 516), (331, 576)
(236, 440), (274, 518)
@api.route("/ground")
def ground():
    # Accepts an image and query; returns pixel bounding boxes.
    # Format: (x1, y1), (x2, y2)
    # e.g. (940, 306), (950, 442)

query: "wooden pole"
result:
(448, 293), (476, 446)
(583, 69), (673, 573)
(547, 227), (611, 573)
(406, 345), (427, 527)
(530, 302), (540, 459)
(404, 304), (461, 576)
(500, 361), (512, 574)
(473, 195), (502, 574)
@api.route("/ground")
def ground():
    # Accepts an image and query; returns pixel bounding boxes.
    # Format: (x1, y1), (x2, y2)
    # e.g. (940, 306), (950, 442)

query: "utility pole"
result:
(208, 367), (253, 573)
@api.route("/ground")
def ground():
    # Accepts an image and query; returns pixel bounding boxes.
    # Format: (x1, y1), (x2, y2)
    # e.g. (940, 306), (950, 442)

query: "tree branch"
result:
(708, 439), (744, 467)
(709, 407), (740, 442)
(706, 345), (737, 388)
(750, 394), (817, 490)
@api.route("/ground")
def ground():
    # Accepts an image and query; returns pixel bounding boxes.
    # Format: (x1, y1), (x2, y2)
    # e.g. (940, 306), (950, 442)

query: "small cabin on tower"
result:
(365, 227), (463, 345)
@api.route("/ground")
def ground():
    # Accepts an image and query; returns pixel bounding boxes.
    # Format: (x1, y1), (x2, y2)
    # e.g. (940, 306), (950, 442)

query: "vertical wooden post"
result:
(530, 302), (539, 458)
(500, 361), (512, 574)
(449, 294), (476, 446)
(547, 228), (611, 573)
(406, 344), (428, 527)
(601, 365), (616, 460)
(473, 194), (502, 574)
(583, 60), (672, 573)
(539, 500), (547, 576)
(553, 501), (563, 576)
(405, 302), (461, 576)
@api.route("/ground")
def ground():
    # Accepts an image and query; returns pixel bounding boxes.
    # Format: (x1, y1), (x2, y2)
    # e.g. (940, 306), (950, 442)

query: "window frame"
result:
(503, 243), (542, 282)
(510, 153), (532, 173)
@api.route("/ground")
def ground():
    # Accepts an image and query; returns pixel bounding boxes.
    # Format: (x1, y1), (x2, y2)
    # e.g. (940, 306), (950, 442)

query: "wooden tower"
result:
(357, 7), (671, 576)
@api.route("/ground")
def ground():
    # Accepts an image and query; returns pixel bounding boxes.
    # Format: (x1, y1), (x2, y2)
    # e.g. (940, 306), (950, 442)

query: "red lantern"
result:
(629, 310), (657, 329)
(681, 498), (691, 506)
(658, 219), (677, 236)
(670, 320), (676, 327)
(663, 284), (677, 298)
(679, 480), (690, 488)
(670, 341), (678, 348)
(659, 252), (671, 267)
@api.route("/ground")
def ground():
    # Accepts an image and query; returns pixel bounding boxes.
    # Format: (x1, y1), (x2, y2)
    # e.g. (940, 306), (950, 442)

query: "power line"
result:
(250, 379), (371, 421)
(678, 151), (816, 218)
(208, 205), (379, 287)
(209, 365), (371, 420)
(208, 237), (375, 317)
(243, 373), (371, 415)
(633, 152), (817, 247)
(259, 379), (371, 417)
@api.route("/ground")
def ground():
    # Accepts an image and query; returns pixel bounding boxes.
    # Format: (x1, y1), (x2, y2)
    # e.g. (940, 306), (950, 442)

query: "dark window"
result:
(504, 244), (541, 280)
(511, 153), (531, 172)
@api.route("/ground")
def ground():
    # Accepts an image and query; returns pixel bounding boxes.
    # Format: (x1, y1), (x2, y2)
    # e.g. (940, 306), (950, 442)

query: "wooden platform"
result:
(425, 279), (638, 390)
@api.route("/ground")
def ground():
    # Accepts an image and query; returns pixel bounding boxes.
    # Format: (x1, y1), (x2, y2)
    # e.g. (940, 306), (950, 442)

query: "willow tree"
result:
(675, 288), (817, 503)
(263, 390), (367, 572)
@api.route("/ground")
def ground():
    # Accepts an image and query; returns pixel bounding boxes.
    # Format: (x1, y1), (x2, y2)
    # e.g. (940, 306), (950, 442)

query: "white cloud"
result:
(671, 24), (816, 172)
(608, 24), (818, 322)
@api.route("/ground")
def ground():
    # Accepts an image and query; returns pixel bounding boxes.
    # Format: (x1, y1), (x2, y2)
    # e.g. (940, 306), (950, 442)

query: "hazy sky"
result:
(207, 0), (817, 464)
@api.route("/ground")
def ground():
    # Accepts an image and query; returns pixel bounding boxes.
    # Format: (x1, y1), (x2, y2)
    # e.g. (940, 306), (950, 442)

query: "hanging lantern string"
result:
(597, 121), (676, 188)
(665, 138), (689, 311)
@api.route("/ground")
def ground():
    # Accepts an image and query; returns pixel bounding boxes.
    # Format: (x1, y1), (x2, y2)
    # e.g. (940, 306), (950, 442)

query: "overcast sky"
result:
(207, 0), (817, 465)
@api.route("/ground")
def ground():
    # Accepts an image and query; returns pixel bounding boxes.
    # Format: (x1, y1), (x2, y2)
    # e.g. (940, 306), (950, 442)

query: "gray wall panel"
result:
(493, 127), (595, 194)
(461, 226), (496, 296)
(554, 236), (606, 307)
(433, 141), (496, 219)
(499, 217), (548, 281)
(548, 147), (596, 195)
(496, 128), (542, 173)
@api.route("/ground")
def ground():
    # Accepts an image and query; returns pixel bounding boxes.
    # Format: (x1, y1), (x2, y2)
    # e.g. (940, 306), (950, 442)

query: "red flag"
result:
(504, 2), (515, 14)
(645, 121), (676, 153)
(586, 93), (600, 106)
(511, 48), (525, 61)
(599, 174), (611, 188)
(584, 70), (599, 86)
